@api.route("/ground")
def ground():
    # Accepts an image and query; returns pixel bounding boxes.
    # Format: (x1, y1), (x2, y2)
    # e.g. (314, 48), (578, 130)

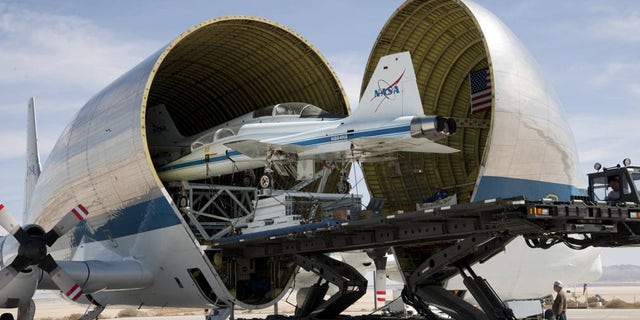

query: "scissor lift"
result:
(213, 195), (640, 319)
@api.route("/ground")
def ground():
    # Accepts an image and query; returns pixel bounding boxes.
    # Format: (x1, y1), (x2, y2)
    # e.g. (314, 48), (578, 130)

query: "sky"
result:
(0, 0), (639, 266)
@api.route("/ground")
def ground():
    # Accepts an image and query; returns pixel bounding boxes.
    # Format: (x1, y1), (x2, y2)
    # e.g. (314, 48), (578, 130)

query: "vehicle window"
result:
(631, 172), (640, 196)
(623, 174), (632, 195)
(592, 176), (608, 201)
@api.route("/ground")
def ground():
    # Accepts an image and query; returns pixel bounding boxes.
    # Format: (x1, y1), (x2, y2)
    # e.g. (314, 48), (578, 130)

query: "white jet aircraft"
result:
(156, 52), (458, 187)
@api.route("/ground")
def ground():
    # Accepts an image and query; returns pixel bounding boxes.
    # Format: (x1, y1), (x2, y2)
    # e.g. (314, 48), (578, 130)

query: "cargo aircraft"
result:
(0, 51), (460, 320)
(0, 2), (603, 319)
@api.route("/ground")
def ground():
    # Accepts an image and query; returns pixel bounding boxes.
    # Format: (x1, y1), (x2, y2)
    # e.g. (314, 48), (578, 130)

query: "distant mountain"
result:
(598, 265), (640, 282)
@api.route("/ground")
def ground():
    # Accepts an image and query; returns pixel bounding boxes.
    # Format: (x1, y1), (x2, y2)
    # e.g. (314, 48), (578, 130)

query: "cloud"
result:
(569, 112), (640, 175)
(0, 131), (25, 161)
(585, 61), (640, 101)
(0, 4), (158, 91)
(327, 53), (368, 111)
(589, 8), (640, 43)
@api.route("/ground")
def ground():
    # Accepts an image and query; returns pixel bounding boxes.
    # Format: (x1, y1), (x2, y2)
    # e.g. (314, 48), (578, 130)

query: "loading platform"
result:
(211, 197), (640, 320)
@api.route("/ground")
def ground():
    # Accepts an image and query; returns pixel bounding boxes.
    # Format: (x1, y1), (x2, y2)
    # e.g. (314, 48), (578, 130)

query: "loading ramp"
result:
(212, 197), (640, 319)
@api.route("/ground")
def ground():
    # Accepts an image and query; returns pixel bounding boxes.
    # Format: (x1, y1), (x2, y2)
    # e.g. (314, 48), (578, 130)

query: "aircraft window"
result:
(301, 104), (347, 119)
(214, 128), (235, 141)
(191, 133), (214, 151)
(300, 105), (324, 117)
(253, 105), (275, 118)
(253, 102), (343, 118)
(274, 103), (306, 116)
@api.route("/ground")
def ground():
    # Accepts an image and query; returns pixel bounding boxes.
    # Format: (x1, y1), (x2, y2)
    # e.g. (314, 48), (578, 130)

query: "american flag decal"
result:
(469, 68), (492, 114)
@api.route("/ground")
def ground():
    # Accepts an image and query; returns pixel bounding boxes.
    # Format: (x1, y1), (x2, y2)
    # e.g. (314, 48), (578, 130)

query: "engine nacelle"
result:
(0, 236), (38, 308)
(0, 268), (37, 308)
(410, 115), (457, 141)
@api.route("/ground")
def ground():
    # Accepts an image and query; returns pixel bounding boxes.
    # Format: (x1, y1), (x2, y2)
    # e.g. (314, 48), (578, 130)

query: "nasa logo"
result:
(370, 69), (406, 112)
(374, 86), (400, 97)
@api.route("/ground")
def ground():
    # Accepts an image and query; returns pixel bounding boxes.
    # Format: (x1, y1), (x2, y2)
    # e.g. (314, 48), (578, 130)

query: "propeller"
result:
(0, 203), (93, 303)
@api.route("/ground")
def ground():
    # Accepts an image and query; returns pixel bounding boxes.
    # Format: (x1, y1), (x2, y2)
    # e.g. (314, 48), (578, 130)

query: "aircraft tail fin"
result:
(353, 51), (424, 120)
(24, 97), (41, 217)
(146, 104), (186, 146)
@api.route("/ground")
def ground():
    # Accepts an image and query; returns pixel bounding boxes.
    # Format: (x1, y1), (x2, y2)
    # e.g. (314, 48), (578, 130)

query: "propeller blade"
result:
(8, 254), (32, 273)
(0, 254), (32, 289)
(40, 255), (88, 303)
(0, 203), (29, 244)
(43, 204), (88, 246)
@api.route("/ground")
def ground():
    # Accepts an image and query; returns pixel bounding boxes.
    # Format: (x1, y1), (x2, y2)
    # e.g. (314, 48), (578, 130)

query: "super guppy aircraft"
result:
(0, 0), (603, 319)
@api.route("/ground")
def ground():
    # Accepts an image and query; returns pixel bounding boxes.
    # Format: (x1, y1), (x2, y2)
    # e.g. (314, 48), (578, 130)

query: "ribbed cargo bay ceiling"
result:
(146, 16), (349, 137)
(361, 0), (492, 210)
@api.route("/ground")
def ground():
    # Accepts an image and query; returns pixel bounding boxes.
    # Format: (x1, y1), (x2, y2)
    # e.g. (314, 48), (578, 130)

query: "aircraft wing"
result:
(224, 139), (313, 158)
(350, 137), (458, 154)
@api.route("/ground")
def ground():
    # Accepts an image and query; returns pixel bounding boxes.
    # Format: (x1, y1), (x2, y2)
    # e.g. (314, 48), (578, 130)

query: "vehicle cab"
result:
(588, 159), (640, 203)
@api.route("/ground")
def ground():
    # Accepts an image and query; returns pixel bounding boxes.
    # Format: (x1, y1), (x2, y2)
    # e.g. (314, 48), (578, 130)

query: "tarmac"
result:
(2, 286), (640, 319)
(37, 309), (639, 320)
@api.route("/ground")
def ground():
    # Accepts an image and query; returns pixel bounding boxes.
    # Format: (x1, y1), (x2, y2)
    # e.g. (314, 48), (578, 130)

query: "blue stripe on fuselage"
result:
(473, 175), (581, 202)
(64, 176), (581, 246)
(157, 125), (411, 173)
(69, 197), (181, 247)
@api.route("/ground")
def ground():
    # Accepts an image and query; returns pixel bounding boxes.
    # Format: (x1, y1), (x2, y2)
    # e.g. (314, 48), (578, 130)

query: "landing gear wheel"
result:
(241, 175), (253, 187)
(259, 174), (272, 189)
(178, 195), (189, 208)
(337, 180), (351, 194)
(1, 313), (14, 320)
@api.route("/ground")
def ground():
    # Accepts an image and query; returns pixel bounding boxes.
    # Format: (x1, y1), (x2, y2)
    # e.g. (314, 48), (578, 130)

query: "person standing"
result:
(552, 280), (567, 320)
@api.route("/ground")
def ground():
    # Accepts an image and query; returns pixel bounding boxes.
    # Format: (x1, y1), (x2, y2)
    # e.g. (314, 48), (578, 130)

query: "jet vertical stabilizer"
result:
(353, 51), (422, 120)
(146, 104), (186, 147)
(24, 97), (41, 218)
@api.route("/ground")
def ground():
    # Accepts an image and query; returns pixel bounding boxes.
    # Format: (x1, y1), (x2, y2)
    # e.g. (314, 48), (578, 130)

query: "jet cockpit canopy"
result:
(252, 102), (346, 119)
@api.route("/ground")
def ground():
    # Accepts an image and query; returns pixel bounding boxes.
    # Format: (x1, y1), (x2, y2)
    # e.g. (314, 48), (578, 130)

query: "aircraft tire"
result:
(337, 180), (351, 194)
(241, 175), (254, 187)
(0, 313), (14, 320)
(259, 174), (272, 189)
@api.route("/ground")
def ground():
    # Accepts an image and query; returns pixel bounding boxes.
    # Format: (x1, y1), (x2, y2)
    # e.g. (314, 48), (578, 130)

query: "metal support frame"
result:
(176, 183), (259, 242)
(293, 254), (367, 318)
(212, 197), (640, 319)
(288, 163), (333, 192)
(366, 247), (389, 310)
(205, 305), (233, 320)
(79, 304), (105, 320)
(16, 300), (35, 320)
(405, 233), (516, 320)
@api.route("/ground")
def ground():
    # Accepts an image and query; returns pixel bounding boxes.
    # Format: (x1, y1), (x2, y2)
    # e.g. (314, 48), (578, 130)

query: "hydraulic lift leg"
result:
(458, 264), (515, 320)
(293, 254), (367, 318)
(403, 233), (517, 320)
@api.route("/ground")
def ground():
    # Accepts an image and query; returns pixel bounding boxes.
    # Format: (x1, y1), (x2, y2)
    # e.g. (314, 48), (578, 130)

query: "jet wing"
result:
(224, 139), (313, 158)
(350, 137), (459, 154)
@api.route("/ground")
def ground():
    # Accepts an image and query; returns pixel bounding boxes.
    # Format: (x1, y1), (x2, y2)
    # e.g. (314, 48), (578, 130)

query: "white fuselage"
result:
(157, 115), (452, 182)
